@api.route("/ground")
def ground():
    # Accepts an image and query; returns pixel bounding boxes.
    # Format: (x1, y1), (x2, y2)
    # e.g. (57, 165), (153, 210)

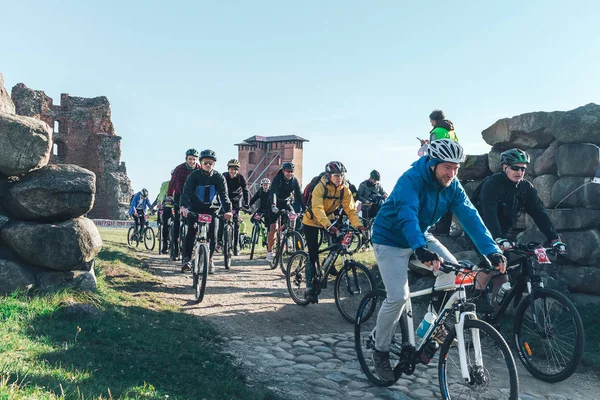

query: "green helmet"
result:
(500, 148), (530, 165)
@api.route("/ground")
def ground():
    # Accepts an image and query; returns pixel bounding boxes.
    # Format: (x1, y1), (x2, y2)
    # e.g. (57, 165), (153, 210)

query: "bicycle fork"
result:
(455, 312), (482, 382)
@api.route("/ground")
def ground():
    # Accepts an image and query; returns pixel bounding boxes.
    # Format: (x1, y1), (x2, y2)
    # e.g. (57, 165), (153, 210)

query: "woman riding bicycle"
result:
(249, 178), (273, 225)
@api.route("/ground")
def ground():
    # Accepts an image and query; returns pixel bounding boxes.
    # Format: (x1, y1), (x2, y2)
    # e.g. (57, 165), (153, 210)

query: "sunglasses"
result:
(331, 173), (344, 179)
(509, 165), (527, 172)
(202, 161), (215, 166)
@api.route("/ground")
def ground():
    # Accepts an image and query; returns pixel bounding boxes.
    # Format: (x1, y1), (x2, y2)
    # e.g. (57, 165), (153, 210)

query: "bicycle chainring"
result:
(393, 343), (417, 376)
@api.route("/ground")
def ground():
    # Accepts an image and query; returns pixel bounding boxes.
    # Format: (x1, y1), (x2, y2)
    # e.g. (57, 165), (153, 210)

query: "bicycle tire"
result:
(354, 289), (408, 386)
(280, 230), (304, 275)
(334, 261), (377, 323)
(127, 226), (135, 246)
(250, 223), (258, 260)
(285, 251), (311, 306)
(438, 318), (519, 400)
(270, 230), (281, 270)
(179, 223), (188, 261)
(513, 288), (584, 382)
(223, 223), (234, 269)
(144, 227), (156, 251)
(193, 243), (209, 303)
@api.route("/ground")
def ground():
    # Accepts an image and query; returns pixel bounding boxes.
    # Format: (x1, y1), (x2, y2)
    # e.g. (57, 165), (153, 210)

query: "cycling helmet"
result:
(185, 148), (199, 158)
(370, 170), (381, 181)
(141, 188), (148, 198)
(428, 139), (465, 163)
(227, 159), (241, 169)
(260, 178), (271, 185)
(199, 149), (217, 161)
(325, 161), (347, 174)
(282, 162), (295, 171)
(429, 109), (445, 122)
(500, 148), (530, 165)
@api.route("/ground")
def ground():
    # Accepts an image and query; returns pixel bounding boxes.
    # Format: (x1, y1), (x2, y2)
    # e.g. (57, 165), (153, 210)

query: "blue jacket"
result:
(372, 157), (499, 256)
(129, 192), (153, 216)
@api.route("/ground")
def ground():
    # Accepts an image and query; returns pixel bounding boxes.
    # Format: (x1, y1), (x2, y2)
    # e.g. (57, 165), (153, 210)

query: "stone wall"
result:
(459, 103), (600, 297)
(10, 82), (132, 219)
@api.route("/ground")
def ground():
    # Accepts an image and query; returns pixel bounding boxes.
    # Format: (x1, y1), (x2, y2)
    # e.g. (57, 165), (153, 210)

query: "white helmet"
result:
(260, 178), (271, 184)
(428, 139), (465, 163)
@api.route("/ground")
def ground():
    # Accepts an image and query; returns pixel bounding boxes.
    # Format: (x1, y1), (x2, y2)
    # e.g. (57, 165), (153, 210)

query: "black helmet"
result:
(325, 161), (347, 174)
(227, 159), (241, 169)
(200, 149), (217, 161)
(185, 148), (199, 158)
(370, 170), (381, 181)
(282, 162), (295, 171)
(141, 188), (148, 198)
(500, 148), (530, 165)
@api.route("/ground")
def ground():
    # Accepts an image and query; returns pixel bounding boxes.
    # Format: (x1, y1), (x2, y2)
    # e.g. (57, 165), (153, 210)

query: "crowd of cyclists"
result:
(128, 108), (574, 392)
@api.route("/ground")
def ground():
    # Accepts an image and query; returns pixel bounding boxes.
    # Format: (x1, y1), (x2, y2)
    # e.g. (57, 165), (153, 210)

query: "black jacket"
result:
(478, 172), (558, 241)
(357, 180), (387, 204)
(181, 169), (232, 214)
(224, 172), (249, 208)
(271, 171), (305, 209)
(250, 188), (273, 211)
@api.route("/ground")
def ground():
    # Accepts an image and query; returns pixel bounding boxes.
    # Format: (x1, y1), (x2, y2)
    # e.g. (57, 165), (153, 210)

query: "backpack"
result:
(303, 173), (345, 215)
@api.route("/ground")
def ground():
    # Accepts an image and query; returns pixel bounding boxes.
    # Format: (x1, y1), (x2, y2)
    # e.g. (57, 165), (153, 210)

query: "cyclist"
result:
(471, 148), (567, 312)
(357, 170), (388, 220)
(369, 139), (506, 381)
(152, 179), (172, 254)
(129, 188), (152, 237)
(249, 178), (273, 223)
(267, 162), (305, 263)
(180, 149), (233, 274)
(301, 161), (366, 303)
(167, 149), (201, 259)
(218, 159), (249, 255)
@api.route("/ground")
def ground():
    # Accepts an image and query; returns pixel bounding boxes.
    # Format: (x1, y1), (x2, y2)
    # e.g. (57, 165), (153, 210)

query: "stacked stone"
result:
(0, 75), (102, 295)
(458, 103), (600, 300)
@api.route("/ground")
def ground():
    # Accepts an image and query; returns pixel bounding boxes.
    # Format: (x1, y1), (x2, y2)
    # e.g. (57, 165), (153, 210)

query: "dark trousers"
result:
(184, 212), (218, 261)
(431, 211), (453, 236)
(217, 207), (242, 251)
(172, 205), (181, 248)
(303, 224), (321, 289)
(134, 211), (145, 233)
(161, 207), (173, 248)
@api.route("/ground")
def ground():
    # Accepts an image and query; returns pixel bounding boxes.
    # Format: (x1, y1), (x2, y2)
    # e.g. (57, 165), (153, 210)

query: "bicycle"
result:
(270, 210), (304, 274)
(221, 209), (240, 269)
(127, 214), (156, 251)
(480, 241), (584, 383)
(354, 260), (519, 399)
(181, 211), (214, 303)
(249, 211), (269, 260)
(286, 230), (376, 323)
(156, 207), (164, 254)
(169, 207), (187, 262)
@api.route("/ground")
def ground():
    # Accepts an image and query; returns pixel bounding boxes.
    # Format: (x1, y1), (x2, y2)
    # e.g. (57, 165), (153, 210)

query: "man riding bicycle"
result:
(167, 149), (201, 259)
(357, 170), (388, 220)
(301, 161), (366, 303)
(470, 148), (567, 313)
(218, 159), (249, 256)
(370, 139), (507, 381)
(267, 162), (305, 263)
(129, 188), (152, 236)
(180, 149), (233, 274)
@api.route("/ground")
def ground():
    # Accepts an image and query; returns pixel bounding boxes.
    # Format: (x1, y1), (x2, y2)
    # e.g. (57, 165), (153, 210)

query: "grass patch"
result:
(0, 228), (273, 400)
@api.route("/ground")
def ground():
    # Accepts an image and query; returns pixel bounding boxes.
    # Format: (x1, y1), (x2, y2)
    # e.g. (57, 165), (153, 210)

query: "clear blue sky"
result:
(2, 0), (599, 196)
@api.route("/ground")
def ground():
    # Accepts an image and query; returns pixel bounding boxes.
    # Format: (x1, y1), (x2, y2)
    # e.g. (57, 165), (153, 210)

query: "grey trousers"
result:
(374, 234), (457, 352)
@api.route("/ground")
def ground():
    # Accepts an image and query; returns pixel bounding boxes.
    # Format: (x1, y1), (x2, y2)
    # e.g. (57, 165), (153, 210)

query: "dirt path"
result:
(144, 251), (599, 400)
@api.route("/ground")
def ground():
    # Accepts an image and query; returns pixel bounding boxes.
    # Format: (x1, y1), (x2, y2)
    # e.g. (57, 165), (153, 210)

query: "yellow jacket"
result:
(302, 176), (363, 229)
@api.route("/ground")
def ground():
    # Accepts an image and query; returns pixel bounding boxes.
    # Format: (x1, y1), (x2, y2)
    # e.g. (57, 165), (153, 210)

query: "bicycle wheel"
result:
(280, 231), (304, 274)
(355, 289), (408, 386)
(438, 318), (519, 400)
(223, 223), (234, 269)
(334, 261), (376, 323)
(285, 251), (311, 306)
(249, 223), (258, 260)
(193, 243), (209, 303)
(513, 288), (584, 382)
(127, 226), (135, 246)
(270, 230), (281, 270)
(179, 223), (188, 260)
(144, 227), (156, 251)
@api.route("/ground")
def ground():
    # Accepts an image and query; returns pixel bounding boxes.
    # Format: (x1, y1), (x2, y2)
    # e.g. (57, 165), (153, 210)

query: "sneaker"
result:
(208, 259), (215, 274)
(372, 350), (395, 381)
(181, 257), (191, 272)
(266, 252), (274, 263)
(233, 247), (239, 256)
(304, 288), (319, 304)
(161, 246), (169, 254)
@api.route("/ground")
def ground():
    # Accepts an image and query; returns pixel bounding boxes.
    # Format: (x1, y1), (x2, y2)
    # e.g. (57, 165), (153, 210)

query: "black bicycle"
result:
(286, 230), (376, 323)
(182, 211), (214, 303)
(127, 214), (156, 251)
(221, 209), (239, 270)
(156, 207), (164, 254)
(169, 208), (187, 262)
(249, 211), (269, 260)
(271, 210), (304, 274)
(481, 242), (584, 383)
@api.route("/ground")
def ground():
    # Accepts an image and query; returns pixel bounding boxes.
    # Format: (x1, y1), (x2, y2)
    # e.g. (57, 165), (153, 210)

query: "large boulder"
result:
(1, 217), (103, 271)
(463, 179), (485, 200)
(532, 174), (559, 208)
(558, 266), (600, 296)
(0, 258), (36, 294)
(553, 103), (600, 145)
(582, 179), (600, 209)
(457, 154), (491, 181)
(534, 141), (561, 176)
(488, 150), (502, 173)
(4, 164), (96, 222)
(525, 208), (600, 231)
(482, 111), (559, 150)
(0, 112), (52, 175)
(37, 267), (97, 292)
(525, 149), (545, 178)
(550, 177), (586, 208)
(0, 72), (15, 114)
(556, 143), (599, 177)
